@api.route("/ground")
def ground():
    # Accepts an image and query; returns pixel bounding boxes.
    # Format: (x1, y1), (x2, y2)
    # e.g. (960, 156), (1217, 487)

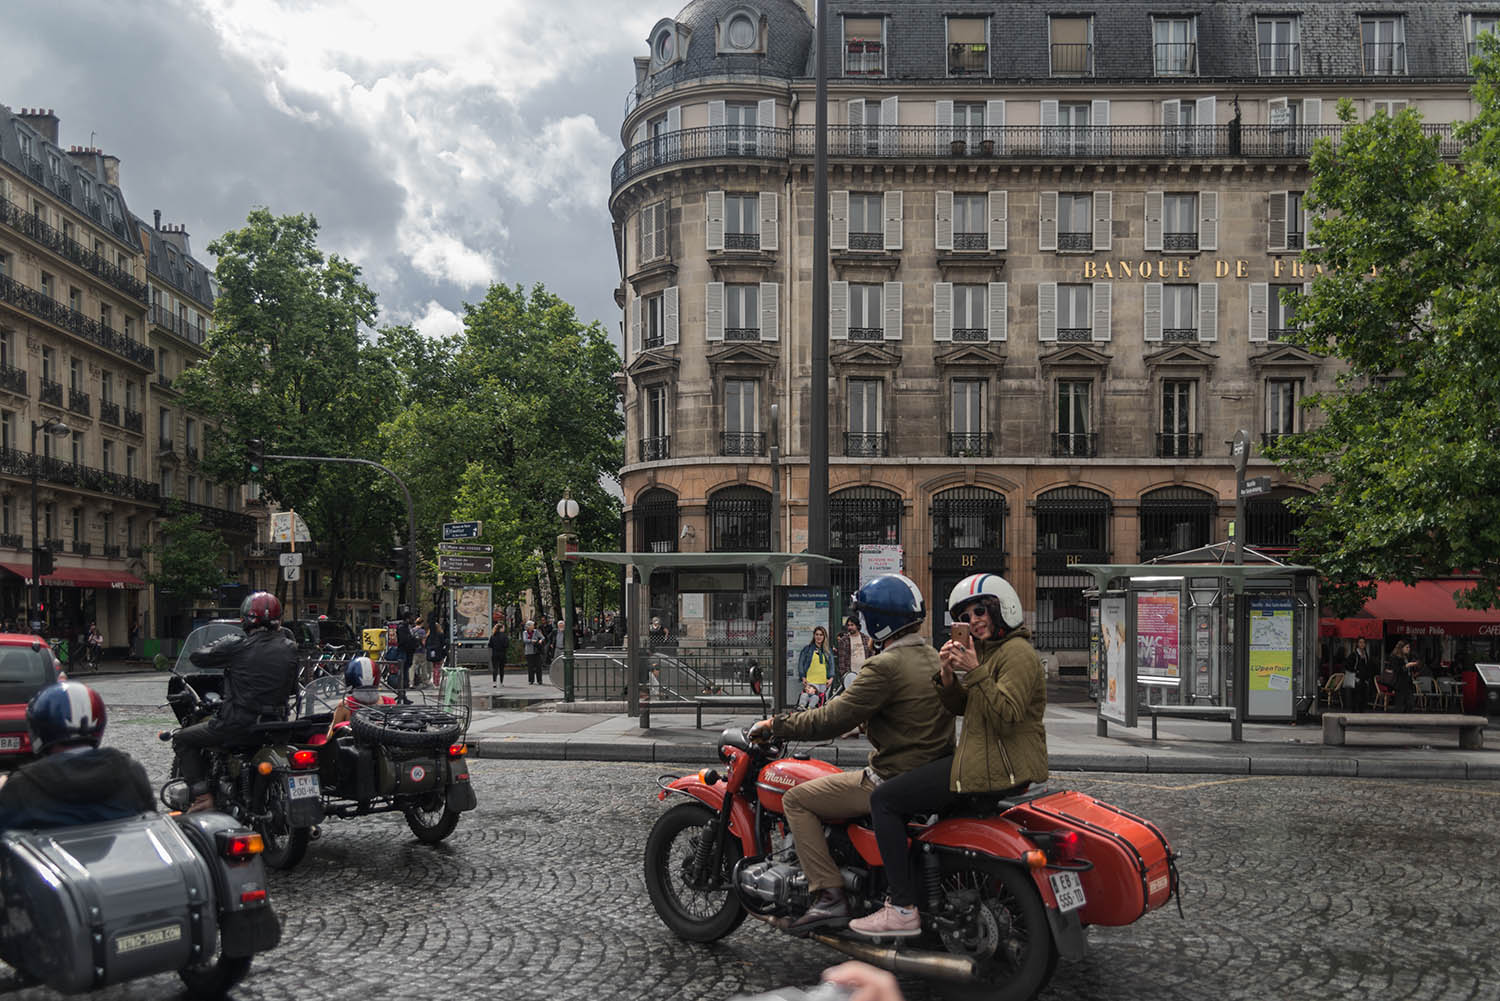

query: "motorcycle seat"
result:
(940, 786), (1048, 819)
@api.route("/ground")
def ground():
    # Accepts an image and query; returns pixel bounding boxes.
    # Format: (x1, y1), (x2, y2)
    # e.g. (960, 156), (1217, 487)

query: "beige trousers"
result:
(781, 769), (875, 893)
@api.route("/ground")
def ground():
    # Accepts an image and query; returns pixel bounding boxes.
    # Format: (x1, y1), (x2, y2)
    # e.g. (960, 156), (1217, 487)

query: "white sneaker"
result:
(848, 901), (921, 938)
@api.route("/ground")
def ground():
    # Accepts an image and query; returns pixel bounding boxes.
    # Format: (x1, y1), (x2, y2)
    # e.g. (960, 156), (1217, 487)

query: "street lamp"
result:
(30, 418), (70, 634)
(556, 491), (580, 702)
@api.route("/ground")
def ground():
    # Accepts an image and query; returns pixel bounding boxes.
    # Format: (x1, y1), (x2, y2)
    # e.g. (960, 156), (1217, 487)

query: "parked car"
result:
(286, 617), (357, 654)
(0, 634), (66, 767)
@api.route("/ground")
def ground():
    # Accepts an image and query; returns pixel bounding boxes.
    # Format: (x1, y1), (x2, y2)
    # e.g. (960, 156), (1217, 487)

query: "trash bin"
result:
(1472, 664), (1500, 718)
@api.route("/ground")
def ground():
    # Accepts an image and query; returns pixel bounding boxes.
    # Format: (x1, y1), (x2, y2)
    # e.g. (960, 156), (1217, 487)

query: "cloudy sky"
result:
(3, 0), (662, 344)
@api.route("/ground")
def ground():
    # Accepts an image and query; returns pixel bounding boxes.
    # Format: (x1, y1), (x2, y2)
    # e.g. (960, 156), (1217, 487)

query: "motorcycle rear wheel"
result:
(178, 954), (251, 999)
(937, 859), (1057, 1001)
(404, 792), (462, 844)
(644, 801), (746, 943)
(257, 778), (311, 870)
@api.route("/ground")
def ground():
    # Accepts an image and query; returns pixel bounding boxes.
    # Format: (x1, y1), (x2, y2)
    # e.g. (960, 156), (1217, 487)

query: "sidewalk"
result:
(88, 671), (1500, 780)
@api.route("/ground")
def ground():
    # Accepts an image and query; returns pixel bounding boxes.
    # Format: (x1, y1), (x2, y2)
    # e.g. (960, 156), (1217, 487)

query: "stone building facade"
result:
(611, 0), (1483, 667)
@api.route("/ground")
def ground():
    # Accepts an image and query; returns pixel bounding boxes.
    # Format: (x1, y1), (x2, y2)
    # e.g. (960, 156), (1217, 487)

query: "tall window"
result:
(1266, 379), (1303, 438)
(41, 346), (54, 383)
(723, 379), (760, 455)
(953, 285), (986, 341)
(1052, 102), (1092, 154)
(161, 467), (174, 497)
(644, 384), (670, 459)
(69, 358), (83, 392)
(68, 287), (82, 314)
(1286, 191), (1305, 249)
(849, 284), (884, 340)
(2, 496), (13, 537)
(1162, 285), (1198, 341)
(185, 417), (197, 452)
(1269, 285), (1301, 340)
(848, 379), (882, 434)
(125, 380), (137, 411)
(100, 372), (112, 405)
(0, 252), (8, 279)
(1154, 16), (1197, 75)
(954, 194), (986, 249)
(71, 431), (83, 465)
(948, 17), (987, 75)
(1050, 16), (1093, 75)
(954, 102), (985, 148)
(1257, 17), (1300, 75)
(101, 513), (112, 549)
(849, 193), (882, 249)
(725, 284), (759, 339)
(100, 303), (112, 332)
(844, 16), (884, 75)
(40, 272), (53, 300)
(1055, 380), (1093, 456)
(71, 508), (81, 543)
(159, 408), (172, 444)
(126, 446), (137, 478)
(187, 475), (197, 504)
(950, 380), (987, 456)
(1160, 380), (1198, 457)
(102, 440), (113, 473)
(724, 194), (759, 250)
(724, 103), (759, 154)
(1163, 193), (1198, 251)
(643, 293), (664, 349)
(1469, 14), (1499, 60)
(1057, 285), (1092, 341)
(0, 329), (11, 370)
(1362, 17), (1406, 75)
(1058, 193), (1092, 250)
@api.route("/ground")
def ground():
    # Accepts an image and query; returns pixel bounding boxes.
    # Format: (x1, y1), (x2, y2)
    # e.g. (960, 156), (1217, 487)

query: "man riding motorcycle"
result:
(0, 681), (155, 828)
(171, 591), (300, 812)
(750, 573), (954, 932)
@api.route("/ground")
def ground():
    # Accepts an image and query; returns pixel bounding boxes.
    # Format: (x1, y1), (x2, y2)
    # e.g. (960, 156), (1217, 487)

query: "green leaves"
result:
(146, 509), (230, 599)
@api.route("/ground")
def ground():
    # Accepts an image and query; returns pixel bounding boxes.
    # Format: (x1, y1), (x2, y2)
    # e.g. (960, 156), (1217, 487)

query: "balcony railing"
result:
(162, 499), (256, 536)
(99, 400), (120, 426)
(1051, 42), (1094, 75)
(724, 327), (760, 342)
(1286, 232), (1305, 250)
(1154, 41), (1196, 76)
(0, 273), (154, 368)
(1268, 328), (1296, 342)
(0, 197), (149, 301)
(640, 435), (671, 461)
(124, 409), (143, 433)
(1258, 42), (1301, 75)
(0, 364), (24, 396)
(1163, 327), (1198, 342)
(1262, 431), (1298, 448)
(71, 540), (91, 555)
(186, 444), (199, 462)
(720, 432), (765, 456)
(1163, 232), (1198, 251)
(126, 545), (143, 558)
(0, 533), (20, 549)
(1363, 41), (1406, 75)
(156, 373), (174, 391)
(1156, 432), (1203, 458)
(954, 232), (986, 251)
(67, 389), (90, 417)
(953, 327), (986, 342)
(844, 432), (889, 457)
(845, 40), (884, 76)
(848, 232), (882, 251)
(0, 445), (161, 502)
(948, 43), (987, 76)
(612, 123), (1465, 193)
(44, 538), (63, 553)
(1057, 327), (1091, 342)
(1058, 232), (1092, 251)
(1051, 432), (1098, 458)
(159, 437), (174, 454)
(849, 327), (884, 342)
(39, 378), (63, 406)
(724, 233), (759, 251)
(149, 303), (206, 345)
(103, 543), (121, 558)
(948, 432), (993, 457)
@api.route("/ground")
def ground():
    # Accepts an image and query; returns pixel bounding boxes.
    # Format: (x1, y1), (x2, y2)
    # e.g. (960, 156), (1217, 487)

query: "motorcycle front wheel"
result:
(644, 801), (746, 943)
(256, 777), (311, 870)
(938, 859), (1057, 1001)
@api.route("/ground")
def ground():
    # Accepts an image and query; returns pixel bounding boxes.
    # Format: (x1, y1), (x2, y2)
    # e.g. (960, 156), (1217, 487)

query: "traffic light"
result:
(34, 547), (54, 577)
(391, 547), (406, 581)
(246, 439), (265, 479)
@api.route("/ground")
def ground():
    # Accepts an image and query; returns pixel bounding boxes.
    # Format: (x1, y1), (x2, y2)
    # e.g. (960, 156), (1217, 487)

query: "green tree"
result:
(147, 510), (229, 600)
(177, 209), (404, 618)
(1271, 48), (1500, 613)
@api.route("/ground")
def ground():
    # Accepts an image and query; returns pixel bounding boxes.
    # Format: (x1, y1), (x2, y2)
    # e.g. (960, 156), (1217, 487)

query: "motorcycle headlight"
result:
(161, 779), (191, 812)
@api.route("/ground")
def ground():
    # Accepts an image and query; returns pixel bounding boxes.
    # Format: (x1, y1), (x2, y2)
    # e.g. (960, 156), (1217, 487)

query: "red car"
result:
(0, 634), (66, 765)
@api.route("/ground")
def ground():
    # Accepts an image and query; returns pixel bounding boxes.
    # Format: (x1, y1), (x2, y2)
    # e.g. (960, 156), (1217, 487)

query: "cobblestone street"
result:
(9, 710), (1498, 1001)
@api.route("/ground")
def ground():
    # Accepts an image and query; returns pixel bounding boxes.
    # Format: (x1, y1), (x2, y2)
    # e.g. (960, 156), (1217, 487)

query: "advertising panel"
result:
(1136, 590), (1181, 683)
(784, 588), (832, 710)
(1249, 595), (1295, 718)
(858, 545), (904, 588)
(451, 584), (493, 641)
(1099, 596), (1130, 724)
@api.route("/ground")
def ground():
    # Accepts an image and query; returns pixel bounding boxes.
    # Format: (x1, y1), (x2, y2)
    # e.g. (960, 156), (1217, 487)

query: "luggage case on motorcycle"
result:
(1008, 790), (1175, 926)
(0, 816), (218, 993)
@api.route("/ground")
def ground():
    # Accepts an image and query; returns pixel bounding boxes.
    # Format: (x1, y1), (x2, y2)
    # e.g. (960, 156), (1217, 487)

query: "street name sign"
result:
(440, 574), (466, 587)
(437, 543), (493, 554)
(1239, 475), (1272, 498)
(442, 521), (482, 541)
(438, 554), (493, 573)
(279, 552), (303, 567)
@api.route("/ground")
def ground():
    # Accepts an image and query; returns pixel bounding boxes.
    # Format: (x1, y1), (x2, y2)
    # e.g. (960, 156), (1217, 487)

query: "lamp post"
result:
(30, 418), (70, 634)
(556, 492), (580, 703)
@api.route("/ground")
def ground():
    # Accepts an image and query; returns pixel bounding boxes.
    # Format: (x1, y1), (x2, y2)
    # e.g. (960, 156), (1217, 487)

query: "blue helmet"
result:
(853, 573), (925, 646)
(27, 681), (107, 753)
(344, 656), (379, 689)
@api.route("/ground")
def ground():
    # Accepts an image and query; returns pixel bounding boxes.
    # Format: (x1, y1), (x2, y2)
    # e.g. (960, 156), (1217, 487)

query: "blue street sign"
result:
(442, 521), (482, 540)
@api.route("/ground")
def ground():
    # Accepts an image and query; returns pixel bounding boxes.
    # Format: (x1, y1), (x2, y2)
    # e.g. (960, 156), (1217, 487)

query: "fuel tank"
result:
(754, 755), (840, 813)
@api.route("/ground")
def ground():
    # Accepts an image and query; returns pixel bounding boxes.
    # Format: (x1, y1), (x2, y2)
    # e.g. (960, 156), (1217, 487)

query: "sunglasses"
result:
(957, 607), (989, 623)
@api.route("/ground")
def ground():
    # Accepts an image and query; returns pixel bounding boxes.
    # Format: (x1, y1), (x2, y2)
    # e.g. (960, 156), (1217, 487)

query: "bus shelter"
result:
(573, 552), (839, 728)
(1075, 543), (1320, 727)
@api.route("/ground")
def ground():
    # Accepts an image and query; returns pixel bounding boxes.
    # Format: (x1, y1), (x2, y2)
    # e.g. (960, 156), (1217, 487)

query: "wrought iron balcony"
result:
(1051, 42), (1094, 76)
(948, 432), (993, 457)
(1261, 431), (1299, 448)
(954, 232), (986, 251)
(126, 545), (143, 558)
(1163, 232), (1198, 251)
(720, 431), (765, 457)
(1057, 328), (1091, 342)
(724, 233), (759, 251)
(156, 373), (174, 391)
(849, 327), (884, 342)
(844, 40), (884, 76)
(0, 533), (20, 549)
(643, 334), (665, 350)
(1258, 42), (1301, 75)
(44, 538), (64, 553)
(1156, 432), (1203, 458)
(1154, 42), (1196, 76)
(1286, 232), (1305, 250)
(848, 232), (882, 252)
(149, 304), (206, 345)
(1051, 432), (1098, 458)
(39, 378), (63, 406)
(1363, 42), (1406, 76)
(124, 409), (143, 433)
(71, 540), (91, 555)
(844, 432), (889, 457)
(0, 273), (154, 368)
(67, 389), (90, 416)
(0, 197), (148, 301)
(186, 444), (199, 462)
(1057, 232), (1092, 251)
(1268, 328), (1296, 342)
(725, 327), (760, 342)
(0, 364), (24, 396)
(1163, 327), (1198, 342)
(159, 437), (174, 455)
(953, 328), (986, 342)
(103, 543), (121, 558)
(99, 400), (120, 426)
(0, 445), (161, 502)
(162, 499), (256, 536)
(640, 435), (671, 461)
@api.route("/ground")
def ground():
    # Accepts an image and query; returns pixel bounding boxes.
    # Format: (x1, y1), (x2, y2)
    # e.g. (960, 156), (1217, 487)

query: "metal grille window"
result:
(1162, 284), (1197, 340)
(1058, 193), (1092, 250)
(1247, 489), (1309, 549)
(849, 194), (883, 249)
(1362, 17), (1406, 75)
(953, 285), (986, 341)
(1036, 487), (1110, 555)
(953, 194), (986, 249)
(724, 194), (759, 249)
(931, 486), (1006, 552)
(1139, 486), (1215, 560)
(725, 284), (759, 339)
(1269, 285), (1300, 340)
(1154, 17), (1197, 75)
(634, 488), (679, 553)
(1057, 285), (1092, 341)
(1163, 194), (1198, 251)
(830, 486), (902, 598)
(709, 485), (771, 552)
(849, 284), (883, 340)
(1034, 487), (1109, 648)
(1258, 17), (1300, 75)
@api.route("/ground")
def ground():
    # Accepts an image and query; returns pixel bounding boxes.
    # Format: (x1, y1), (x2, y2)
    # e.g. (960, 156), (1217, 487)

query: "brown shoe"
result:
(187, 794), (215, 814)
(789, 888), (849, 933)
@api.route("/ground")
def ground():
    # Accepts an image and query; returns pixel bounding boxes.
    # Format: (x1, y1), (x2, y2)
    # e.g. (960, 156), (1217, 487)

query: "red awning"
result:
(1319, 580), (1500, 639)
(0, 562), (147, 590)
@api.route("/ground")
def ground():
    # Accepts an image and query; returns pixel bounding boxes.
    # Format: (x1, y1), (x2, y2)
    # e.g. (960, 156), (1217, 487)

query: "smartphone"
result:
(949, 622), (971, 646)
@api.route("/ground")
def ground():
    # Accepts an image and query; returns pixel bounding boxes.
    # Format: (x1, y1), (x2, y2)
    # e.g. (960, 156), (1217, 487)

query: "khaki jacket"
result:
(772, 634), (954, 779)
(936, 626), (1049, 792)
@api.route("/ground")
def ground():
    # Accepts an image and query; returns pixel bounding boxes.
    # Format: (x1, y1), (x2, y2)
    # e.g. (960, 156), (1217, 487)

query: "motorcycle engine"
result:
(735, 859), (809, 915)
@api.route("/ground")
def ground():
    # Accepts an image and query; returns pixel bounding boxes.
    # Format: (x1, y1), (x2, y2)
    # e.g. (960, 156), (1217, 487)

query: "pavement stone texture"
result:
(6, 706), (1498, 1001)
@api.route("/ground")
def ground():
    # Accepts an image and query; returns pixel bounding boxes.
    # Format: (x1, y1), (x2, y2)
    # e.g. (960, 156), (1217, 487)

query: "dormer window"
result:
(718, 7), (764, 54)
(649, 19), (687, 72)
(655, 30), (675, 63)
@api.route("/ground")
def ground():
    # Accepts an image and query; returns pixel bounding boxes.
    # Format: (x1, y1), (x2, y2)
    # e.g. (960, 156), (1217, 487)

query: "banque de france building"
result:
(609, 0), (1483, 672)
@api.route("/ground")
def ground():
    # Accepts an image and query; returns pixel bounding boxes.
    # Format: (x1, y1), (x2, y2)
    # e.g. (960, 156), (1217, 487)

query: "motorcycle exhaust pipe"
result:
(807, 933), (977, 983)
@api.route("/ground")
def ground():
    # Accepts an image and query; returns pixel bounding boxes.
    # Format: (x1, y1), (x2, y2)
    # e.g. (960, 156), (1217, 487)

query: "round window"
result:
(655, 30), (675, 63)
(727, 14), (756, 49)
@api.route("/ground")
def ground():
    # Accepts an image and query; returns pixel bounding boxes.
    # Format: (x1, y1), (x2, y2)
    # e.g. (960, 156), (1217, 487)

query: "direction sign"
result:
(437, 543), (493, 554)
(282, 565), (302, 582)
(442, 521), (482, 541)
(270, 512), (312, 543)
(1239, 475), (1272, 499)
(438, 554), (493, 574)
(279, 552), (303, 567)
(439, 574), (466, 587)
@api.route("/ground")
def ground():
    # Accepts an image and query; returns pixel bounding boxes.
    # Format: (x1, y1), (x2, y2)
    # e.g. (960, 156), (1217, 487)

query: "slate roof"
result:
(673, 0), (814, 79)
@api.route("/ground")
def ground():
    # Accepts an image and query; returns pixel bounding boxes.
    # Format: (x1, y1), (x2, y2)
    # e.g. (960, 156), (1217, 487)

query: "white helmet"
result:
(948, 574), (1024, 631)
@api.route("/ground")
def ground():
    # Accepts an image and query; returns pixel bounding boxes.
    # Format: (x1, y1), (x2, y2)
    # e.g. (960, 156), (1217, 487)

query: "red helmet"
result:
(240, 591), (283, 631)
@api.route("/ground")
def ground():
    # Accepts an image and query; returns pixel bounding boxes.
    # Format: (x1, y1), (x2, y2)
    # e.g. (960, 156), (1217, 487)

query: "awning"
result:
(1319, 580), (1500, 639)
(0, 562), (148, 590)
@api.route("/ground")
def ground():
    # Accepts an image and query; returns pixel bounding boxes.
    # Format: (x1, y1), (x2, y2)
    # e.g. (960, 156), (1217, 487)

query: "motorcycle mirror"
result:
(160, 779), (191, 812)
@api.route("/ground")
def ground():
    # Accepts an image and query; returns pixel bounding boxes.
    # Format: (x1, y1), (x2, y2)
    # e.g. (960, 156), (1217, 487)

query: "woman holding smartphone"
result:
(848, 573), (1049, 938)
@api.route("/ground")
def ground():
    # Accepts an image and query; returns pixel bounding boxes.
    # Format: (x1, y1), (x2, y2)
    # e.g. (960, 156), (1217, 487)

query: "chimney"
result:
(100, 153), (120, 188)
(17, 108), (59, 145)
(154, 209), (161, 230)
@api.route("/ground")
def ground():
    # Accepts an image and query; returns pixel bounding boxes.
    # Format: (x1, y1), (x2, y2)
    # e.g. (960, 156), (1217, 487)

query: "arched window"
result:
(830, 486), (902, 601)
(1247, 487), (1310, 551)
(1034, 486), (1112, 650)
(931, 486), (1007, 555)
(709, 485), (771, 552)
(633, 488), (679, 553)
(1139, 486), (1217, 561)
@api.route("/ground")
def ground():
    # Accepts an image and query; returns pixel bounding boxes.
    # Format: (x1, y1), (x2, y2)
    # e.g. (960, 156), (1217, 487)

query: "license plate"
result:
(1049, 871), (1087, 913)
(0, 737), (19, 751)
(288, 774), (320, 799)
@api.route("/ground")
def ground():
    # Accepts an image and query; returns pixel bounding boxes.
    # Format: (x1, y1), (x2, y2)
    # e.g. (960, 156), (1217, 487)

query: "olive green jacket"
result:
(936, 626), (1049, 792)
(772, 634), (955, 779)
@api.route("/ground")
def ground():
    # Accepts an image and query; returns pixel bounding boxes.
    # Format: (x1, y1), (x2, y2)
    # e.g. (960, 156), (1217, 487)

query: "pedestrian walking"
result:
(488, 621), (510, 686)
(396, 614), (419, 692)
(1349, 637), (1375, 712)
(425, 620), (448, 688)
(522, 620), (545, 684)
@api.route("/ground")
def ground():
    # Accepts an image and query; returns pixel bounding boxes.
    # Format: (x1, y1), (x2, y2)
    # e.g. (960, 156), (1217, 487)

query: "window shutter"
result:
(632, 123), (646, 146)
(1199, 190), (1218, 252)
(1195, 95), (1216, 126)
(884, 190), (903, 250)
(933, 282), (953, 342)
(846, 98), (864, 155)
(631, 297), (642, 353)
(760, 281), (779, 341)
(1144, 190), (1164, 252)
(664, 286), (679, 345)
(988, 282), (1007, 341)
(831, 190), (849, 250)
(705, 190), (725, 252)
(1092, 282), (1112, 342)
(1162, 99), (1180, 127)
(985, 99), (1006, 153)
(757, 98), (775, 130)
(936, 100), (954, 152)
(988, 190), (1008, 250)
(1039, 191), (1059, 252)
(1302, 98), (1322, 125)
(1249, 282), (1269, 342)
(1144, 283), (1163, 341)
(1041, 99), (1059, 128)
(935, 191), (954, 251)
(638, 207), (653, 264)
(708, 100), (726, 155)
(759, 191), (778, 251)
(1198, 282), (1218, 341)
(883, 281), (902, 340)
(1268, 191), (1288, 251)
(1038, 283), (1058, 341)
(880, 96), (899, 155)
(847, 98), (865, 124)
(1090, 99), (1111, 155)
(705, 281), (725, 341)
(1093, 190), (1112, 251)
(632, 123), (647, 170)
(666, 105), (681, 134)
(831, 281), (849, 340)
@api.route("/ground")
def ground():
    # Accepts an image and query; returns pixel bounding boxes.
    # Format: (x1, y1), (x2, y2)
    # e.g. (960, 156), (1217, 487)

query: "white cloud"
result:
(411, 300), (466, 340)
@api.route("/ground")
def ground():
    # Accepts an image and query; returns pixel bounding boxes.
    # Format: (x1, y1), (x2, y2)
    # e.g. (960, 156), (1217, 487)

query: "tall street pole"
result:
(30, 419), (67, 634)
(808, 0), (830, 587)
